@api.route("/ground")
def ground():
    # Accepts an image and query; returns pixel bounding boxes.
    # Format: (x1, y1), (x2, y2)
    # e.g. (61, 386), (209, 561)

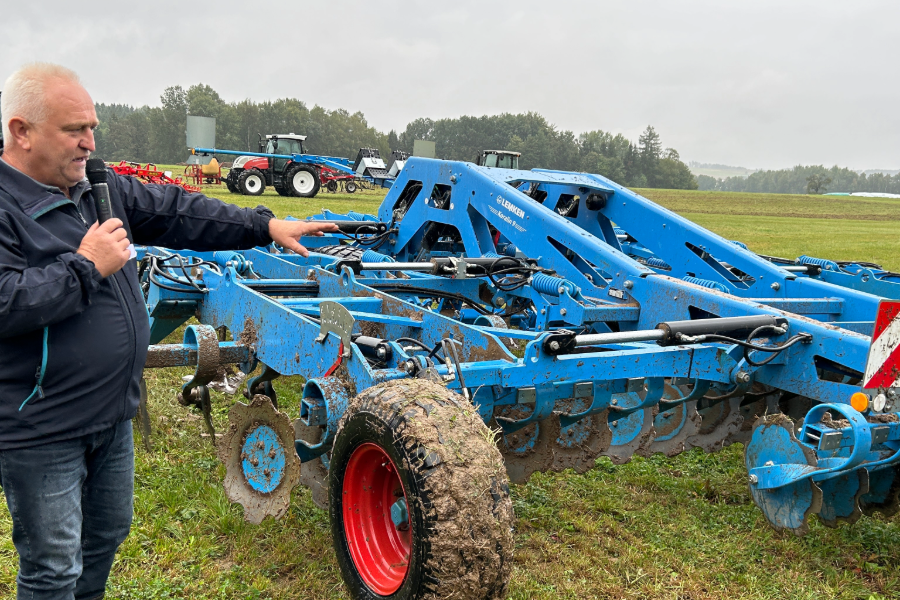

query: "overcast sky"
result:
(3, 1), (898, 170)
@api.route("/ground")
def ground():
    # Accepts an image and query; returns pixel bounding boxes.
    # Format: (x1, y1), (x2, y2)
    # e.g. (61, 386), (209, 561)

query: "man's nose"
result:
(81, 129), (96, 153)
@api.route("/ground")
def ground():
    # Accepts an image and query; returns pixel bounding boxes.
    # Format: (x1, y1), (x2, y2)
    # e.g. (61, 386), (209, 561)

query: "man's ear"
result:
(5, 117), (32, 151)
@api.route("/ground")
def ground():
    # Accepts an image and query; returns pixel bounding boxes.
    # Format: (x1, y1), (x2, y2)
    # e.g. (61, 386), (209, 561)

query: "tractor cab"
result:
(260, 134), (307, 173)
(263, 134), (307, 156)
(476, 150), (521, 169)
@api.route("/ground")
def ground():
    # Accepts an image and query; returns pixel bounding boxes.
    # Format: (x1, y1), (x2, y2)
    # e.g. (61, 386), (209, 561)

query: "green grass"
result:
(2, 185), (899, 599)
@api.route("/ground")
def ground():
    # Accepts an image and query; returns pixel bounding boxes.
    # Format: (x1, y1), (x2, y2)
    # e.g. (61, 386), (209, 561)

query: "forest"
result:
(697, 165), (900, 195)
(92, 83), (698, 190)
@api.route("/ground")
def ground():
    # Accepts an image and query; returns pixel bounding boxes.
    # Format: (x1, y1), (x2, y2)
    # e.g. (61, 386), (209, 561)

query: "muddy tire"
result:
(285, 164), (320, 198)
(329, 380), (513, 600)
(237, 169), (266, 196)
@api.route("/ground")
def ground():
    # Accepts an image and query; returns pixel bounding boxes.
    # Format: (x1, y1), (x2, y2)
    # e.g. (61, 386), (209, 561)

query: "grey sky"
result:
(3, 1), (898, 170)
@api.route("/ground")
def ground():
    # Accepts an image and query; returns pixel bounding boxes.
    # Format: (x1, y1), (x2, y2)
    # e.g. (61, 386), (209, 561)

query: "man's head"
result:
(1, 63), (98, 190)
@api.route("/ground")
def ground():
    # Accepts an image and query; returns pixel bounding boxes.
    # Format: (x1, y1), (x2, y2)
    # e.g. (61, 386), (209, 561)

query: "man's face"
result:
(18, 79), (98, 190)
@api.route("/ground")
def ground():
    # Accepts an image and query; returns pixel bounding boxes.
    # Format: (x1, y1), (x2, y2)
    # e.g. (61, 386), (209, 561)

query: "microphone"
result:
(85, 158), (113, 223)
(85, 157), (136, 260)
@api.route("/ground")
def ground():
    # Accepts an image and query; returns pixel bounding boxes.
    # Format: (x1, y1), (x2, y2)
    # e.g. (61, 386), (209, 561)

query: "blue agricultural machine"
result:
(139, 157), (900, 599)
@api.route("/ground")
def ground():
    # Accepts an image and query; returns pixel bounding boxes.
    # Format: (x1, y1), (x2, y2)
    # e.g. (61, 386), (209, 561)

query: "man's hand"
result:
(77, 219), (131, 277)
(268, 219), (340, 257)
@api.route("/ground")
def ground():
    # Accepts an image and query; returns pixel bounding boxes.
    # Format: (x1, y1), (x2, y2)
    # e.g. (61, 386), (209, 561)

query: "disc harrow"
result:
(138, 156), (900, 598)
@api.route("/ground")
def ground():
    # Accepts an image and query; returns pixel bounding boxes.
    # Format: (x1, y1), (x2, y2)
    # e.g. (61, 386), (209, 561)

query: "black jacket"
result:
(0, 159), (274, 449)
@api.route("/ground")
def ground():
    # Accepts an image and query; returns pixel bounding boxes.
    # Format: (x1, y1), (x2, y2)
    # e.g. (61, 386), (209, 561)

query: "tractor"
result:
(224, 134), (329, 198)
(475, 149), (521, 169)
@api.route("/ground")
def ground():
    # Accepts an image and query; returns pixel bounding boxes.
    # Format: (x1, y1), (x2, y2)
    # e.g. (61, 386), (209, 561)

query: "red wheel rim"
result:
(342, 443), (411, 595)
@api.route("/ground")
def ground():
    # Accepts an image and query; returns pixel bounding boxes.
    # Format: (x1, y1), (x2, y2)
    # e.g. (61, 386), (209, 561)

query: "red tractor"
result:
(225, 134), (342, 198)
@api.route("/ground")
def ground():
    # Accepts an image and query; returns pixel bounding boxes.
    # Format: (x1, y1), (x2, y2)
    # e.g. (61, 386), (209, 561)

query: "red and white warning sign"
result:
(863, 300), (900, 389)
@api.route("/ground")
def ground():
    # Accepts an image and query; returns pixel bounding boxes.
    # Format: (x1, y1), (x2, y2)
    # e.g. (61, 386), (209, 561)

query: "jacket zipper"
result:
(75, 201), (138, 421)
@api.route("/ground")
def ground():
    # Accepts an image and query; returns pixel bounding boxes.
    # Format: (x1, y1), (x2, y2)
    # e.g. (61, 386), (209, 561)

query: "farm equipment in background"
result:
(387, 150), (410, 177)
(109, 161), (201, 193)
(476, 149), (521, 169)
(320, 165), (358, 194)
(184, 157), (222, 186)
(205, 134), (394, 198)
(138, 156), (900, 599)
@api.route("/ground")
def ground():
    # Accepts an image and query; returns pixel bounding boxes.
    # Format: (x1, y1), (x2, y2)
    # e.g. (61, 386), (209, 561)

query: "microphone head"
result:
(85, 158), (108, 185)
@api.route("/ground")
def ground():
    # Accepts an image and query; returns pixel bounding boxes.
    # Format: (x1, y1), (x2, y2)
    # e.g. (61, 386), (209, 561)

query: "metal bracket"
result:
(448, 257), (468, 279)
(316, 301), (354, 358)
(179, 324), (220, 400)
(245, 363), (281, 408)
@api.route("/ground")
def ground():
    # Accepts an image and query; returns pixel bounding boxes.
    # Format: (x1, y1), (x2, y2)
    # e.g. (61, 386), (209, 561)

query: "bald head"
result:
(2, 63), (83, 142)
(1, 63), (98, 192)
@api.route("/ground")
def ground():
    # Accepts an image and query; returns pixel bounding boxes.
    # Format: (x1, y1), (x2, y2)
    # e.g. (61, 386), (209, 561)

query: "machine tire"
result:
(316, 245), (365, 260)
(326, 180), (338, 193)
(237, 169), (266, 196)
(274, 182), (291, 197)
(285, 164), (320, 198)
(329, 380), (513, 600)
(345, 181), (357, 194)
(225, 172), (239, 194)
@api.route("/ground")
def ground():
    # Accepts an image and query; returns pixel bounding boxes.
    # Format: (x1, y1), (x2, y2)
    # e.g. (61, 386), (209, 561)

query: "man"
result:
(0, 63), (337, 599)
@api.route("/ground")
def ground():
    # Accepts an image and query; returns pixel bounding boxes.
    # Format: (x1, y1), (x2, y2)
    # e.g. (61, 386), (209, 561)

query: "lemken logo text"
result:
(497, 196), (524, 219)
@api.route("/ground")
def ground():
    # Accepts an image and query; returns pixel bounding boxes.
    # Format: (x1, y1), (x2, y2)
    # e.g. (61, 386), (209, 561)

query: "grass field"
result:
(1, 183), (899, 599)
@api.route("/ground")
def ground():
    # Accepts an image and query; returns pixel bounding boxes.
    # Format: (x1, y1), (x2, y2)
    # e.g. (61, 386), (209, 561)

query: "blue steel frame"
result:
(142, 157), (900, 535)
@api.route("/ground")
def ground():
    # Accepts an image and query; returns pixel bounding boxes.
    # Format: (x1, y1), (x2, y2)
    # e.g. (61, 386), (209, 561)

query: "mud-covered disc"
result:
(218, 395), (301, 524)
(745, 414), (822, 535)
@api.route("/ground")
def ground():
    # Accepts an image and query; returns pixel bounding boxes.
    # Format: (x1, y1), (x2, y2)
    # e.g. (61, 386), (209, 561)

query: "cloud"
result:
(3, 0), (897, 169)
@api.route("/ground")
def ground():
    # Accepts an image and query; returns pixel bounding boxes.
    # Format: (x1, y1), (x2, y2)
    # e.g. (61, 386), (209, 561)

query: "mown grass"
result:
(1, 184), (898, 599)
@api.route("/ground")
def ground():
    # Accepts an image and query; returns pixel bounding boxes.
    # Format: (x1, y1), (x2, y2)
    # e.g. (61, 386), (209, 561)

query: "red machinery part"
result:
(341, 442), (410, 595)
(109, 161), (201, 194)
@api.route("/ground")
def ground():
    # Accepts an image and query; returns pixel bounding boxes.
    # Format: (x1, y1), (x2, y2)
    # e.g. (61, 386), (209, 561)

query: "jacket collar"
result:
(0, 154), (90, 220)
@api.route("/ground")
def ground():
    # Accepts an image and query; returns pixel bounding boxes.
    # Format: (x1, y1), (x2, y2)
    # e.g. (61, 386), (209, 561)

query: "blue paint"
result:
(139, 153), (900, 536)
(241, 425), (286, 493)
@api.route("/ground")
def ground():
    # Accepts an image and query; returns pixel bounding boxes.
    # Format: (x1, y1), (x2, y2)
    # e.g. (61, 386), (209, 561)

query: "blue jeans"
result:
(0, 420), (134, 600)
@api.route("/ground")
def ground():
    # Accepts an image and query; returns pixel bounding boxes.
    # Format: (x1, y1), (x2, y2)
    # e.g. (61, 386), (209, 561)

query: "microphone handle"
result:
(93, 183), (113, 224)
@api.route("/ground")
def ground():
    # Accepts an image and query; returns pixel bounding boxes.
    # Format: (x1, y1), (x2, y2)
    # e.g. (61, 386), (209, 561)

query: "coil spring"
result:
(346, 211), (366, 221)
(614, 227), (627, 236)
(360, 249), (395, 263)
(645, 256), (672, 270)
(730, 240), (748, 249)
(483, 251), (504, 259)
(532, 272), (580, 297)
(682, 276), (729, 293)
(798, 255), (840, 272)
(213, 251), (249, 274)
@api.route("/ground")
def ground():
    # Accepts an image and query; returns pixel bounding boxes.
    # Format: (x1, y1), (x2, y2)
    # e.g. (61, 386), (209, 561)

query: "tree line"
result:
(697, 165), (900, 195)
(92, 83), (698, 190)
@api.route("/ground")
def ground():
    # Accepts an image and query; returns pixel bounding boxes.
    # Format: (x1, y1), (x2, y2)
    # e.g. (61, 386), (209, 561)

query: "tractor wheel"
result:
(285, 164), (320, 198)
(237, 169), (266, 196)
(329, 380), (513, 600)
(274, 182), (291, 197)
(225, 172), (239, 194)
(345, 181), (358, 194)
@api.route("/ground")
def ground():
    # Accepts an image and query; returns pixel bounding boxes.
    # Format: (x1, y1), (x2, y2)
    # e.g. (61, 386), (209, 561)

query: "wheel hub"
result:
(342, 442), (410, 595)
(246, 175), (262, 192)
(293, 171), (315, 194)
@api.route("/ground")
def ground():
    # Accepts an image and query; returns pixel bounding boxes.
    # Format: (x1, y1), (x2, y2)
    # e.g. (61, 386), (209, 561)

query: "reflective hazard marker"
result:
(863, 300), (900, 389)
